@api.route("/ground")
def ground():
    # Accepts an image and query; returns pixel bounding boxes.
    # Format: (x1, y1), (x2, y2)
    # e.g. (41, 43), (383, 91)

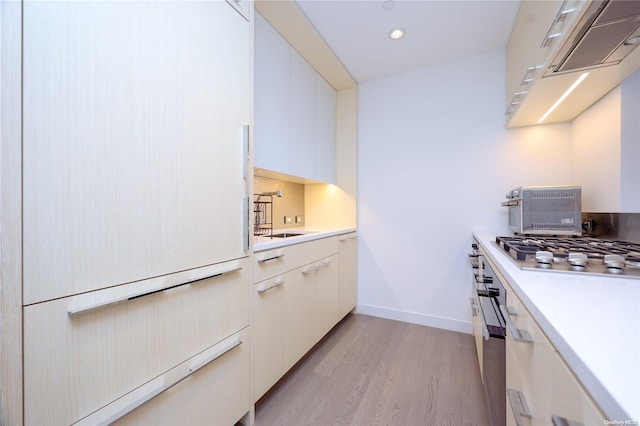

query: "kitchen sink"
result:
(271, 232), (305, 238)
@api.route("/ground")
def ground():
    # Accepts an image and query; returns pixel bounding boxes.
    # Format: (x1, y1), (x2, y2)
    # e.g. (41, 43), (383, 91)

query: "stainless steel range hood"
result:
(544, 0), (640, 77)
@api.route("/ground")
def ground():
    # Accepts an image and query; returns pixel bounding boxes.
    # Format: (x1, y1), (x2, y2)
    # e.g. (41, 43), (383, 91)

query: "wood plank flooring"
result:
(255, 314), (490, 426)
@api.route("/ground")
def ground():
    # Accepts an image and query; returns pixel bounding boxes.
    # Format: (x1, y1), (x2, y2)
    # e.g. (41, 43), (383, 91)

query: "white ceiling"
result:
(294, 0), (521, 83)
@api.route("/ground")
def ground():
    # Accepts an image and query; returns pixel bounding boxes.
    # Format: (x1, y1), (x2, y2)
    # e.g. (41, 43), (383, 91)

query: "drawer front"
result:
(504, 288), (555, 426)
(254, 236), (339, 283)
(81, 328), (250, 426)
(506, 341), (533, 426)
(551, 352), (606, 426)
(24, 257), (249, 425)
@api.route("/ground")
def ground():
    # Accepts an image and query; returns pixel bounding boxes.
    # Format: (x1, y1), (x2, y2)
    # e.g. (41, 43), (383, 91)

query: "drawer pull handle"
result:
(258, 253), (285, 263)
(67, 266), (242, 317)
(258, 279), (285, 294)
(189, 340), (243, 374)
(339, 234), (357, 241)
(470, 297), (478, 317)
(97, 380), (167, 426)
(302, 266), (316, 275)
(507, 388), (532, 426)
(552, 415), (584, 426)
(500, 305), (533, 343)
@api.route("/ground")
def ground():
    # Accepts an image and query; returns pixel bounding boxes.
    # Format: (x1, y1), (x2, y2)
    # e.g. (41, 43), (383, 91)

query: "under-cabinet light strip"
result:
(537, 72), (589, 124)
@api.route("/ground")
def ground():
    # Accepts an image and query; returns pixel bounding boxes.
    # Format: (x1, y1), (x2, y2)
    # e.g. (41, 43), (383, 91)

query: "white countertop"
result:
(474, 230), (640, 422)
(254, 227), (356, 252)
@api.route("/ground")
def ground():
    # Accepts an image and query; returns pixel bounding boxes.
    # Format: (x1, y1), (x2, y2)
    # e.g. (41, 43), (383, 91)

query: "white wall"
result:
(357, 49), (573, 333)
(571, 69), (640, 213)
(571, 87), (622, 212)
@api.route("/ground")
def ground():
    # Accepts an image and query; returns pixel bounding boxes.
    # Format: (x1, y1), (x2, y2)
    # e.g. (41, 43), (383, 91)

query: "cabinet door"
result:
(283, 264), (316, 370)
(254, 12), (290, 173)
(23, 0), (251, 304)
(315, 75), (337, 184)
(315, 254), (340, 339)
(289, 49), (317, 180)
(338, 233), (358, 317)
(253, 275), (286, 400)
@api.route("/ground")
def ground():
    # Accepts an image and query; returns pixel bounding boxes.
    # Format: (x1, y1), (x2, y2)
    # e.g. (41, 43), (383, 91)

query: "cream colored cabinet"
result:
(23, 0), (251, 304)
(551, 352), (606, 426)
(284, 264), (317, 369)
(80, 328), (250, 426)
(21, 1), (253, 424)
(254, 12), (337, 183)
(313, 254), (340, 340)
(253, 236), (343, 400)
(24, 259), (249, 425)
(254, 274), (286, 398)
(503, 286), (555, 426)
(506, 0), (589, 127)
(503, 280), (606, 426)
(338, 232), (358, 317)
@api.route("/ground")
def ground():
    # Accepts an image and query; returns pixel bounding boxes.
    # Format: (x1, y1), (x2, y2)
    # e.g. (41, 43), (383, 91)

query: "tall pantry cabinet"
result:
(18, 1), (253, 424)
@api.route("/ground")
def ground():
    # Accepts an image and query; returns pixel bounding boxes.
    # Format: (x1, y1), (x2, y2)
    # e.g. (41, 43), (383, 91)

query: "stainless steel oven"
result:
(469, 239), (506, 426)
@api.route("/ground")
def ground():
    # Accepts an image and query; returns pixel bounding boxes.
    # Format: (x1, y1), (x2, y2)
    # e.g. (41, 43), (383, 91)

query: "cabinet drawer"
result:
(551, 352), (606, 426)
(80, 327), (250, 426)
(506, 341), (534, 426)
(24, 258), (249, 425)
(254, 236), (339, 282)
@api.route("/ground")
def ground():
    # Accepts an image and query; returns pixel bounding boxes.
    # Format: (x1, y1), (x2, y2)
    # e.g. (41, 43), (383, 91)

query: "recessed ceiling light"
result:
(382, 0), (395, 11)
(389, 28), (405, 40)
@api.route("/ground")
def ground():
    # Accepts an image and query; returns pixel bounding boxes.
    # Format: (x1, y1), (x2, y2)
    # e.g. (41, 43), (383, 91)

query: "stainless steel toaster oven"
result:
(502, 185), (582, 236)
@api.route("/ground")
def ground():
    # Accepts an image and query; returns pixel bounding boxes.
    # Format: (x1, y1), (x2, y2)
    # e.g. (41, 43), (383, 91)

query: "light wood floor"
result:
(255, 313), (490, 426)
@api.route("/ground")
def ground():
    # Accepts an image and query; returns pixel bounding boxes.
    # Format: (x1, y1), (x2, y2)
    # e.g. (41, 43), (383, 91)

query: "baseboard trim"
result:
(356, 303), (472, 335)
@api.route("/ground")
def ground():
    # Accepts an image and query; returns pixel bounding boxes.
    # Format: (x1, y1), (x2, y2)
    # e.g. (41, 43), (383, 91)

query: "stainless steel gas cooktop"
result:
(494, 236), (640, 279)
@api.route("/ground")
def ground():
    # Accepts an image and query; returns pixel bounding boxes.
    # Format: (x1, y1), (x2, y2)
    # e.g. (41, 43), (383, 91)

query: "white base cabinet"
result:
(253, 236), (345, 400)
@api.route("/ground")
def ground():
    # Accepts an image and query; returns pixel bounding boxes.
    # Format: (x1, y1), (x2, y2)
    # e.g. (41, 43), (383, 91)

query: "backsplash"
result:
(254, 176), (305, 230)
(582, 212), (640, 242)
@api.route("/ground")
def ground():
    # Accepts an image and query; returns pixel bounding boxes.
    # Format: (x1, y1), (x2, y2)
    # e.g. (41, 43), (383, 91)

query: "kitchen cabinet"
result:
(338, 232), (358, 317)
(24, 258), (249, 425)
(254, 12), (337, 183)
(506, 0), (586, 127)
(23, 0), (251, 305)
(21, 0), (253, 424)
(253, 236), (341, 400)
(254, 11), (290, 175)
(79, 328), (250, 426)
(501, 273), (606, 426)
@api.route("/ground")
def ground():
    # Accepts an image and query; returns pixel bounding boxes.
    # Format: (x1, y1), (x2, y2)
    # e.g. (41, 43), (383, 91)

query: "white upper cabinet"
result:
(254, 12), (337, 183)
(254, 12), (290, 174)
(22, 0), (252, 304)
(289, 48), (317, 180)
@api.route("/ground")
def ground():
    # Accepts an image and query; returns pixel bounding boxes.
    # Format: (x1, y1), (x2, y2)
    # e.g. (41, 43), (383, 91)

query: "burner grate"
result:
(495, 236), (640, 263)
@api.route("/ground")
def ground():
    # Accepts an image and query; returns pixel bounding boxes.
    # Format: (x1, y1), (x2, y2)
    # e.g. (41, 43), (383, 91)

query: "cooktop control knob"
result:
(568, 252), (588, 268)
(604, 254), (625, 272)
(535, 251), (554, 268)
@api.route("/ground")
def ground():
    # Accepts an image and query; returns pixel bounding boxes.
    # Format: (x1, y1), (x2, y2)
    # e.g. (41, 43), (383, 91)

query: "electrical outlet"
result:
(284, 216), (292, 224)
(295, 216), (303, 223)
